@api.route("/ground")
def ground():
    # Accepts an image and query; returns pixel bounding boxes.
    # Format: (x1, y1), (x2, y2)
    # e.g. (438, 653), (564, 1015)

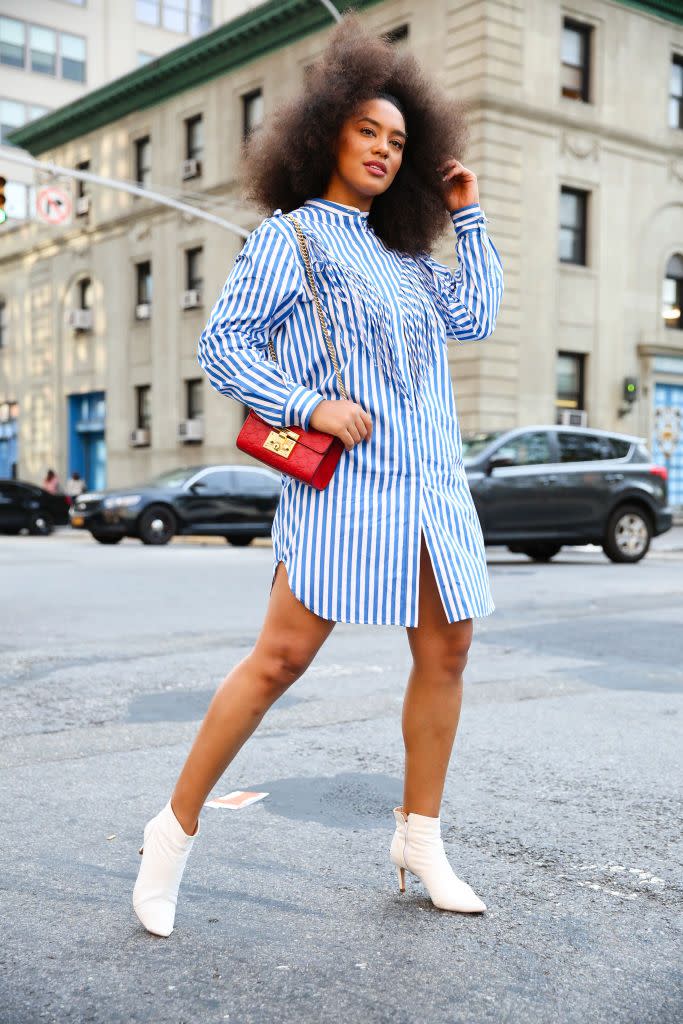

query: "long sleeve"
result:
(423, 202), (504, 342)
(197, 218), (325, 431)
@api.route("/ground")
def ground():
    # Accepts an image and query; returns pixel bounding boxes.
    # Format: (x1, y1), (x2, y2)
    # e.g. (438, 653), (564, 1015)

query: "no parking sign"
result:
(36, 185), (72, 226)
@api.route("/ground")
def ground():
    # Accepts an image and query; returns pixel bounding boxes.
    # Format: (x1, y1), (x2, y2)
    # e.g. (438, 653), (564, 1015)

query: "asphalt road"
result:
(1, 529), (682, 1024)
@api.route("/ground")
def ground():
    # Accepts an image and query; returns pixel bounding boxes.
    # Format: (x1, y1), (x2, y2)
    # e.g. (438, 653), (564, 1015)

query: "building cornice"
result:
(7, 0), (384, 156)
(611, 0), (683, 26)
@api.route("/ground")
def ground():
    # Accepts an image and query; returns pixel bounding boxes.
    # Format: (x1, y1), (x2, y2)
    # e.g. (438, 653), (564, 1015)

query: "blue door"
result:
(68, 392), (106, 492)
(652, 382), (683, 508)
(0, 405), (18, 478)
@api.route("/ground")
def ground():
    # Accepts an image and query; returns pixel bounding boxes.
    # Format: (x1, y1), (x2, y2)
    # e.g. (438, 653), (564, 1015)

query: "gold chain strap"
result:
(266, 214), (348, 402)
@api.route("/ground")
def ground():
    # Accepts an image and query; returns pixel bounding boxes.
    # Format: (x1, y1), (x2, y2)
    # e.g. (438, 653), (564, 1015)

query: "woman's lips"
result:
(364, 162), (387, 176)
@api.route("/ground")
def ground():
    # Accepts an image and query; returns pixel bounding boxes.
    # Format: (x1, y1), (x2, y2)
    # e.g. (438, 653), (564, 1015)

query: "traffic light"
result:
(0, 176), (6, 225)
(623, 376), (638, 404)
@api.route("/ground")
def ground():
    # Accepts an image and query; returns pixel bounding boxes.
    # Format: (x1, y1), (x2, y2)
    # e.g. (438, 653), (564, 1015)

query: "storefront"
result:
(0, 401), (19, 479)
(651, 357), (683, 510)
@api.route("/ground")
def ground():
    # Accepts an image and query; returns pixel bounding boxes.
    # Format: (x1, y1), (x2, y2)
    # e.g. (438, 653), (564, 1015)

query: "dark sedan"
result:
(69, 464), (282, 545)
(462, 426), (673, 563)
(0, 479), (70, 535)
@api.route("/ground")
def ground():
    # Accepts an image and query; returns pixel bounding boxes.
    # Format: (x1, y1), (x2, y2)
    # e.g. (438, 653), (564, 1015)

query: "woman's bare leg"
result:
(402, 535), (473, 817)
(170, 562), (336, 835)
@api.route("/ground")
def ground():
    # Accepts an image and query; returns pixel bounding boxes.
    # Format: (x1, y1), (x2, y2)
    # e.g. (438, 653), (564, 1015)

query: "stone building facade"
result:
(0, 0), (682, 503)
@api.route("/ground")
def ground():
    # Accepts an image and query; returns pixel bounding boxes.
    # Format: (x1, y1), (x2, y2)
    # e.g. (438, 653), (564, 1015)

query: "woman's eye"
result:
(391, 140), (403, 150)
(360, 126), (374, 136)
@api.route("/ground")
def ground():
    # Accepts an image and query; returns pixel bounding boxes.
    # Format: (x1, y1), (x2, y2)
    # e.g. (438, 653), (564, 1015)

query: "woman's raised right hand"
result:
(309, 399), (373, 451)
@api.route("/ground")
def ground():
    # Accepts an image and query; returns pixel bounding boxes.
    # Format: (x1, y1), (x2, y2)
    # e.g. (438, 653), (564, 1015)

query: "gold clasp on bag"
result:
(263, 429), (299, 458)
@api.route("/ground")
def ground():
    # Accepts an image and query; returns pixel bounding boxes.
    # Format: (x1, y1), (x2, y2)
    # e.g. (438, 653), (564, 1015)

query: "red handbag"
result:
(236, 214), (348, 490)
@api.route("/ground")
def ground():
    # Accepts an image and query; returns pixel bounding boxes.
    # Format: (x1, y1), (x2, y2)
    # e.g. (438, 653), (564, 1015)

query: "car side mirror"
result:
(190, 481), (207, 493)
(487, 453), (515, 475)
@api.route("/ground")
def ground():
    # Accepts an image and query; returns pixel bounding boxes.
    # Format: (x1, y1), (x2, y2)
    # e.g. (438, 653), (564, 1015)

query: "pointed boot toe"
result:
(389, 807), (486, 915)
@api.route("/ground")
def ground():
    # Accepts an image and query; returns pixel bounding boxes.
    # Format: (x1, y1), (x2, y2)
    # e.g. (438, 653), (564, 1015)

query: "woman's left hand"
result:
(437, 158), (480, 213)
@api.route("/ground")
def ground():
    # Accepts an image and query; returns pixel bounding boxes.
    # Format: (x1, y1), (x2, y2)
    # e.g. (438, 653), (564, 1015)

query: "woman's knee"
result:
(411, 623), (473, 682)
(249, 641), (314, 700)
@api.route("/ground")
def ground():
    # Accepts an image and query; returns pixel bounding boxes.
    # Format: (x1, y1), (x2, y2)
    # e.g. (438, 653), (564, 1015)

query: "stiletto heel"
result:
(389, 805), (486, 914)
(133, 800), (199, 937)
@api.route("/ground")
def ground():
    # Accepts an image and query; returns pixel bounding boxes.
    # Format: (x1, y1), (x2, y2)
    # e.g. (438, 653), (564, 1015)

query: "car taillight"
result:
(650, 466), (667, 480)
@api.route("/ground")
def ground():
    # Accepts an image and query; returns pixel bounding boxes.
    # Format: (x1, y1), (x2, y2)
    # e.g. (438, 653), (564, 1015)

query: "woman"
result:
(133, 15), (503, 937)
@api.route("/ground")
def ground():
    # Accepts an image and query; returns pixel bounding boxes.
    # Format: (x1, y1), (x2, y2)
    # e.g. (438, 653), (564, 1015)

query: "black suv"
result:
(462, 426), (672, 563)
(70, 464), (282, 545)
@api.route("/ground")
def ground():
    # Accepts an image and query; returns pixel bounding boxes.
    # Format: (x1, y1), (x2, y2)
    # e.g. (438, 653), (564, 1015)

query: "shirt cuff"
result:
(283, 384), (325, 431)
(450, 203), (489, 234)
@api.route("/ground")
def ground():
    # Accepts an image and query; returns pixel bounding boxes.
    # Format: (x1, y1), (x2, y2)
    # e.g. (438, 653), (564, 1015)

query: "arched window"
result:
(662, 253), (683, 330)
(78, 276), (93, 310)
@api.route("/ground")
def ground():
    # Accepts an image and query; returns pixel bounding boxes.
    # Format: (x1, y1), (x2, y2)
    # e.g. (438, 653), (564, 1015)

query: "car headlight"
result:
(103, 495), (142, 509)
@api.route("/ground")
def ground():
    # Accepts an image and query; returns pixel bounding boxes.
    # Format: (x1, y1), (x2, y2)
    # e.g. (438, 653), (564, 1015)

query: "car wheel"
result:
(603, 504), (652, 563)
(137, 505), (177, 546)
(92, 534), (124, 545)
(225, 535), (254, 547)
(519, 543), (562, 562)
(29, 511), (54, 536)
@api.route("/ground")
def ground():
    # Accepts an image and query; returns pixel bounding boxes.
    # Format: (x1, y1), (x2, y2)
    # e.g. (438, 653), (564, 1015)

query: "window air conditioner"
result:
(75, 195), (90, 216)
(130, 428), (151, 447)
(180, 289), (201, 310)
(178, 418), (204, 443)
(560, 409), (588, 427)
(135, 302), (151, 320)
(67, 308), (93, 331)
(181, 158), (201, 180)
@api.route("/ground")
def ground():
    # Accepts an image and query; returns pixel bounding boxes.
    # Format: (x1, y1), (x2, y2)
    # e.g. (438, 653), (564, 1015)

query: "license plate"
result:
(71, 516), (84, 527)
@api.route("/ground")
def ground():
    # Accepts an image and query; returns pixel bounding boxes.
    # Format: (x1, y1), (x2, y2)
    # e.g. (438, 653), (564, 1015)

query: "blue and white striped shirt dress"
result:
(198, 198), (504, 626)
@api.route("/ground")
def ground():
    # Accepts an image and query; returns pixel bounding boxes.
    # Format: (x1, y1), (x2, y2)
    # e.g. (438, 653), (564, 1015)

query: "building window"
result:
(135, 136), (151, 188)
(186, 247), (203, 293)
(186, 379), (203, 420)
(136, 385), (151, 430)
(561, 19), (591, 102)
(556, 352), (586, 415)
(242, 89), (264, 141)
(75, 159), (89, 199)
(61, 33), (86, 82)
(0, 18), (25, 69)
(29, 25), (56, 76)
(670, 55), (683, 129)
(0, 300), (6, 349)
(0, 98), (23, 144)
(137, 51), (155, 67)
(662, 253), (683, 330)
(78, 278), (93, 311)
(136, 1), (159, 26)
(382, 24), (409, 45)
(136, 1), (211, 36)
(0, 98), (49, 144)
(189, 0), (212, 36)
(559, 187), (588, 265)
(185, 114), (203, 161)
(136, 261), (152, 305)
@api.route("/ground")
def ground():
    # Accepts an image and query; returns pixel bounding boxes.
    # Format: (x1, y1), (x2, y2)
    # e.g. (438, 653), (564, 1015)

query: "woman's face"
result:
(330, 97), (406, 207)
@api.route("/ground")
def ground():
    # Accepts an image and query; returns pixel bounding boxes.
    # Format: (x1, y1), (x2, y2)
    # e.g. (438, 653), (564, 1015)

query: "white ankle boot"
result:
(133, 800), (199, 937)
(390, 806), (486, 913)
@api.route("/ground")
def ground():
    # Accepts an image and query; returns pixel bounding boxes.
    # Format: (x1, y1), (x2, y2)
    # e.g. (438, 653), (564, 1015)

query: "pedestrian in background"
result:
(65, 471), (86, 503)
(133, 14), (504, 938)
(42, 469), (61, 494)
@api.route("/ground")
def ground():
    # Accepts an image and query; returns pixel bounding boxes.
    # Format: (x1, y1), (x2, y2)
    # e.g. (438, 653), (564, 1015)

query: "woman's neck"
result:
(321, 177), (373, 213)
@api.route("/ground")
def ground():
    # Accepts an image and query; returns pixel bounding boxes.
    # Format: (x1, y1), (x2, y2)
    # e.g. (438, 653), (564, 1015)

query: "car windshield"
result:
(461, 432), (503, 459)
(147, 468), (199, 489)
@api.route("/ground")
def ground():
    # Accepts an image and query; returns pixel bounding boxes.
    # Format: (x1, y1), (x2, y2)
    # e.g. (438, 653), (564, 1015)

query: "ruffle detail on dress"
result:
(412, 255), (454, 330)
(397, 257), (445, 391)
(300, 229), (412, 401)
